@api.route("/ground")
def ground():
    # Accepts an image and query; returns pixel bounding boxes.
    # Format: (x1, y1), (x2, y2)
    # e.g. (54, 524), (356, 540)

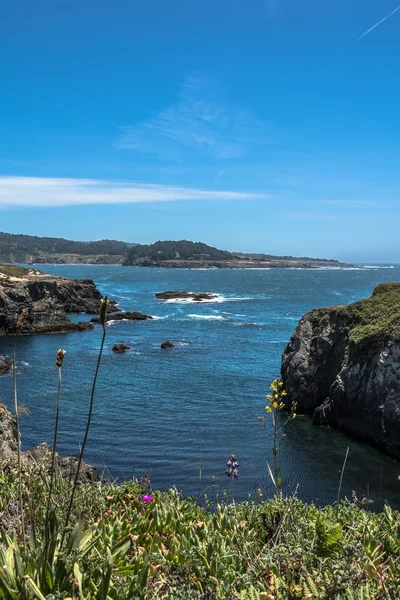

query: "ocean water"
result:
(1, 264), (400, 509)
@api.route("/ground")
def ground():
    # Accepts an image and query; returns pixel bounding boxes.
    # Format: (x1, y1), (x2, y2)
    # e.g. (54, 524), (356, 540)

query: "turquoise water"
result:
(0, 264), (399, 508)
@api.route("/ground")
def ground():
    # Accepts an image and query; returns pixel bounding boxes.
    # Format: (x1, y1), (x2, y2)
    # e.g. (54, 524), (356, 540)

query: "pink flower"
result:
(142, 495), (153, 503)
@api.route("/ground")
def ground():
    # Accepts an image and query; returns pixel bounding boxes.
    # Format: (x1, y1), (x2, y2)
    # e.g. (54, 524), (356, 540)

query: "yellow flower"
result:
(266, 406), (272, 413)
(272, 401), (279, 408)
(278, 380), (284, 388)
(292, 413), (297, 419)
(282, 390), (287, 396)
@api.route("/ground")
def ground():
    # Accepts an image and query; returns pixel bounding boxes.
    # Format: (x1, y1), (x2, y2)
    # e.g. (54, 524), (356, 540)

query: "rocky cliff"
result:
(281, 282), (400, 460)
(0, 267), (117, 336)
(0, 402), (99, 481)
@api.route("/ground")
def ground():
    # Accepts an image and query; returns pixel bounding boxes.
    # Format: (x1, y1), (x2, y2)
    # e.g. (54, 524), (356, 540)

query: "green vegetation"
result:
(0, 265), (40, 278)
(123, 239), (235, 265)
(0, 232), (132, 263)
(1, 466), (400, 599)
(307, 282), (400, 356)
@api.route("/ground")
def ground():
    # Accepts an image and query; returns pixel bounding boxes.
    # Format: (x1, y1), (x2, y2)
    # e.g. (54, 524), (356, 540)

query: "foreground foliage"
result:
(0, 466), (399, 599)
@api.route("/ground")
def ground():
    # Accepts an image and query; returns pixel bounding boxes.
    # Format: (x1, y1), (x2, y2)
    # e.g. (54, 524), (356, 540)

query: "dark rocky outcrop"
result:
(0, 268), (117, 336)
(26, 443), (99, 482)
(161, 340), (175, 349)
(91, 311), (152, 323)
(0, 402), (99, 482)
(112, 343), (132, 353)
(156, 291), (217, 302)
(0, 356), (11, 376)
(281, 282), (400, 460)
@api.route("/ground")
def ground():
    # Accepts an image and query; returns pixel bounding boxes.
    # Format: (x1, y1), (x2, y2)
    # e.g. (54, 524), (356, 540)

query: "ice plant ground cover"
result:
(1, 465), (400, 599)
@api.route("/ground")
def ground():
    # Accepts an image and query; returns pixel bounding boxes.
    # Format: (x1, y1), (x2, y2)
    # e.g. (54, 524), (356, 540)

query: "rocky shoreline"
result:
(0, 402), (99, 482)
(0, 267), (117, 336)
(281, 282), (400, 460)
(125, 259), (346, 269)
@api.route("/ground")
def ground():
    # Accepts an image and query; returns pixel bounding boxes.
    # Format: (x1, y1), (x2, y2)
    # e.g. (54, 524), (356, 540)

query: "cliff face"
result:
(0, 269), (117, 336)
(281, 282), (400, 460)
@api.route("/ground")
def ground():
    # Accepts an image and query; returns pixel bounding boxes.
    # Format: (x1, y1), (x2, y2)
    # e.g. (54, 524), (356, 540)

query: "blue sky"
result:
(0, 0), (399, 262)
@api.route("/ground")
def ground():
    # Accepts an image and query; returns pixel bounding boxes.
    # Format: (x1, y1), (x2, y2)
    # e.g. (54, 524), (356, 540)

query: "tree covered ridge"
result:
(123, 239), (236, 264)
(0, 231), (340, 265)
(0, 231), (132, 260)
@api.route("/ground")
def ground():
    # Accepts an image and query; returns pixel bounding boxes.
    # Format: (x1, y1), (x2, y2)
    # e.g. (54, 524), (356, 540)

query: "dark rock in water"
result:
(91, 311), (153, 323)
(0, 402), (99, 482)
(156, 291), (217, 302)
(0, 269), (117, 336)
(161, 340), (175, 349)
(0, 356), (11, 376)
(112, 343), (132, 353)
(281, 282), (400, 460)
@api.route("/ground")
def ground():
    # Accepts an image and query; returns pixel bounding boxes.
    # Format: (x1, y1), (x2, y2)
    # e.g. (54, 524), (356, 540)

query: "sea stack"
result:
(281, 282), (400, 460)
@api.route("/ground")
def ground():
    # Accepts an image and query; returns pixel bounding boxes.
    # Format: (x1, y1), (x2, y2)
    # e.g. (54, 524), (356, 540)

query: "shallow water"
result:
(0, 264), (399, 509)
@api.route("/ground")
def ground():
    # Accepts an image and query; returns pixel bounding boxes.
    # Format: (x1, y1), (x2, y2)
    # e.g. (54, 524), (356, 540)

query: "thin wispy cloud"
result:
(354, 5), (400, 43)
(0, 176), (265, 208)
(117, 73), (282, 160)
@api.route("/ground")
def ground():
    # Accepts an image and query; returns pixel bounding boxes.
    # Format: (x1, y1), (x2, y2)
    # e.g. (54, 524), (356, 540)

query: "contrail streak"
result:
(214, 169), (225, 180)
(354, 4), (400, 43)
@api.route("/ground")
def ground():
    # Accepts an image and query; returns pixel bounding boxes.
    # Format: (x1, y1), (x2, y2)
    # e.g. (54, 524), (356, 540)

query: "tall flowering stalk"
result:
(259, 378), (296, 496)
(46, 349), (66, 516)
(13, 308), (28, 548)
(60, 297), (108, 549)
(42, 349), (66, 587)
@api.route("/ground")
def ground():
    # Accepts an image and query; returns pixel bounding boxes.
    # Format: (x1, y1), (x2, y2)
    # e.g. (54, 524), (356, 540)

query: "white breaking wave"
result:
(362, 265), (394, 269)
(164, 294), (225, 304)
(151, 315), (169, 320)
(163, 294), (261, 304)
(187, 314), (227, 320)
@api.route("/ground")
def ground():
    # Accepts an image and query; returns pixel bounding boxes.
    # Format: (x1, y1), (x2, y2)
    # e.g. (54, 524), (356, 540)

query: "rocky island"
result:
(281, 282), (400, 460)
(155, 291), (218, 301)
(0, 265), (117, 336)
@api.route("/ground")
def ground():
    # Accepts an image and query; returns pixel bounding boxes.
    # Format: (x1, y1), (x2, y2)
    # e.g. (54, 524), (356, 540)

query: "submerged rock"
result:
(161, 340), (175, 349)
(0, 356), (11, 376)
(112, 343), (132, 353)
(281, 282), (400, 460)
(155, 291), (217, 302)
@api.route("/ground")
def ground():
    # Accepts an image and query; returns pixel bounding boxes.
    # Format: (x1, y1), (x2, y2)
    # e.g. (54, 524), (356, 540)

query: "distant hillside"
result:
(123, 240), (342, 268)
(122, 240), (235, 266)
(0, 232), (343, 268)
(0, 232), (133, 264)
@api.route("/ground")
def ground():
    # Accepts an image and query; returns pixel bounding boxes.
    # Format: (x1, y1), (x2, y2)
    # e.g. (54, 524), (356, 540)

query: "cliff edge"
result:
(0, 266), (117, 336)
(281, 282), (400, 459)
